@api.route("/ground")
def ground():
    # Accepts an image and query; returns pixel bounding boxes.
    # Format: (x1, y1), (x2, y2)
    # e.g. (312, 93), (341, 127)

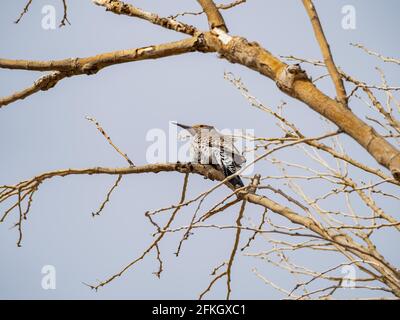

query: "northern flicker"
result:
(174, 123), (246, 187)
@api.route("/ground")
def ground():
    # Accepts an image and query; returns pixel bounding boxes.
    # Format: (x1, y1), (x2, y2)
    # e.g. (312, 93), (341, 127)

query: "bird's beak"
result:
(172, 122), (191, 130)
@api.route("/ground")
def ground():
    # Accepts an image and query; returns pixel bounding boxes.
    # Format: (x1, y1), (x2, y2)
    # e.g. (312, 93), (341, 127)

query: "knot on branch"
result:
(194, 33), (209, 53)
(276, 64), (308, 93)
(174, 162), (189, 173)
(81, 62), (101, 75)
(34, 72), (64, 91)
(388, 153), (400, 182)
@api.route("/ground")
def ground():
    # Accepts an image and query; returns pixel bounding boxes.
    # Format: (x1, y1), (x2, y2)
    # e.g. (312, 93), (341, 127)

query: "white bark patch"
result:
(213, 28), (232, 45)
(138, 47), (154, 54)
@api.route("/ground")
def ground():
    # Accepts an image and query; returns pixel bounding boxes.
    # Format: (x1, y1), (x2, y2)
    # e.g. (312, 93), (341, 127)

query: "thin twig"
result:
(169, 0), (246, 19)
(91, 175), (122, 217)
(14, 0), (33, 24)
(59, 0), (71, 27)
(226, 199), (247, 300)
(86, 116), (134, 166)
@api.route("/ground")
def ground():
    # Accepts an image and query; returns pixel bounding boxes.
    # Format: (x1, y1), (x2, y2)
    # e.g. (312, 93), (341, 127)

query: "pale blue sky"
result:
(0, 0), (399, 299)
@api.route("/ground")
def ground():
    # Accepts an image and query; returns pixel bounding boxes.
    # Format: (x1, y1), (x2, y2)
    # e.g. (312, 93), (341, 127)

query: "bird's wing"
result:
(210, 130), (246, 167)
(221, 142), (246, 167)
(211, 146), (244, 187)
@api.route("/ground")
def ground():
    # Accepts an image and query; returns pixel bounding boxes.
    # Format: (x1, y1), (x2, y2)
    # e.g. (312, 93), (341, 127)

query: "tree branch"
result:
(92, 0), (198, 36)
(169, 0), (246, 20)
(0, 36), (210, 107)
(15, 0), (71, 28)
(0, 36), (208, 73)
(351, 43), (400, 65)
(0, 71), (67, 107)
(86, 116), (135, 166)
(197, 0), (228, 32)
(302, 0), (347, 106)
(14, 0), (33, 24)
(59, 0), (71, 27)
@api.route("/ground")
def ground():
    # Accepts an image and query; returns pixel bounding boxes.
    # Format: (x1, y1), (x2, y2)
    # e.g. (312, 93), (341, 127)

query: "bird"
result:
(173, 122), (246, 187)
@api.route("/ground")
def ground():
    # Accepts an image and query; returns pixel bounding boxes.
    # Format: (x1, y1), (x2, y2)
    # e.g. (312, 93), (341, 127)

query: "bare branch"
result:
(351, 43), (400, 65)
(196, 0), (228, 32)
(241, 209), (267, 252)
(199, 271), (227, 299)
(59, 0), (71, 27)
(0, 36), (208, 73)
(225, 72), (399, 185)
(92, 0), (198, 36)
(0, 72), (67, 108)
(170, 0), (246, 20)
(226, 198), (247, 299)
(0, 36), (209, 108)
(91, 175), (122, 217)
(86, 116), (134, 166)
(302, 0), (347, 106)
(14, 0), (33, 24)
(86, 173), (190, 289)
(15, 0), (71, 27)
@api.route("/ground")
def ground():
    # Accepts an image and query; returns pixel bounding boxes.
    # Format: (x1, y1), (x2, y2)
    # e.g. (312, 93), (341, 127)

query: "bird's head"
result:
(173, 122), (214, 135)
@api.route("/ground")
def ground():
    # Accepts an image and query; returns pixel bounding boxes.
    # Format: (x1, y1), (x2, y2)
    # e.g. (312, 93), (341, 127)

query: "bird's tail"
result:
(221, 165), (244, 188)
(228, 175), (244, 188)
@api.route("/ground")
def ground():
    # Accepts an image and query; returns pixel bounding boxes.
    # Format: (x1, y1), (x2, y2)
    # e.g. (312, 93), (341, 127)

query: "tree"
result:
(1, 0), (399, 299)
